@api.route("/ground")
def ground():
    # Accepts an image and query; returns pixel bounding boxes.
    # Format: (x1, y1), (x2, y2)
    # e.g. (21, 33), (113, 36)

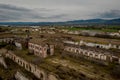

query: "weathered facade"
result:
(4, 50), (58, 80)
(0, 38), (14, 44)
(64, 43), (120, 64)
(28, 42), (54, 58)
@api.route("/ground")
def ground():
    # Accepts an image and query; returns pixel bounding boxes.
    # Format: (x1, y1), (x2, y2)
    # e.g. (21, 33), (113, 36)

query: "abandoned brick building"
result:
(28, 39), (54, 58)
(64, 42), (120, 64)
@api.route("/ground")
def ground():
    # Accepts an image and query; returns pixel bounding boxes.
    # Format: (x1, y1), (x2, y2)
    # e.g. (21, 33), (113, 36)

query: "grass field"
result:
(64, 26), (120, 32)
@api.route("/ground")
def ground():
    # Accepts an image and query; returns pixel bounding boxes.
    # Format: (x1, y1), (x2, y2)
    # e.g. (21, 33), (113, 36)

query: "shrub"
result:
(5, 44), (16, 50)
(110, 65), (120, 79)
(0, 42), (8, 48)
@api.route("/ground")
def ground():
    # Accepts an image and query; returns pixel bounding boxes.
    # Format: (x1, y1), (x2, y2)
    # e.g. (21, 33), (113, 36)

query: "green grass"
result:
(63, 26), (120, 32)
(14, 49), (39, 62)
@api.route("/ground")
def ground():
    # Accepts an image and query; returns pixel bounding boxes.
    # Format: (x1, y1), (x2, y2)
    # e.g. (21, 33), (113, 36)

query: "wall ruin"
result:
(28, 43), (54, 58)
(3, 50), (58, 80)
(64, 45), (120, 64)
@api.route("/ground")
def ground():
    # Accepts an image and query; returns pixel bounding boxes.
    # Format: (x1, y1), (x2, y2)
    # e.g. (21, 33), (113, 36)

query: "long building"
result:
(64, 43), (120, 64)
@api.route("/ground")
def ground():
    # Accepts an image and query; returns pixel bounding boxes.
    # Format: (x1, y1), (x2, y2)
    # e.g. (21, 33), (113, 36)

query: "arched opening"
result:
(116, 45), (119, 48)
(112, 57), (119, 63)
(47, 48), (50, 55)
(96, 45), (99, 48)
(29, 66), (31, 71)
(40, 73), (43, 80)
(46, 44), (51, 55)
(23, 62), (25, 68)
(76, 49), (79, 53)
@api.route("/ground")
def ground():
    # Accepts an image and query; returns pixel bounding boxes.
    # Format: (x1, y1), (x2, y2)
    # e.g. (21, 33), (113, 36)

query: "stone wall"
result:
(64, 45), (120, 64)
(0, 55), (7, 69)
(3, 50), (58, 80)
(0, 38), (14, 43)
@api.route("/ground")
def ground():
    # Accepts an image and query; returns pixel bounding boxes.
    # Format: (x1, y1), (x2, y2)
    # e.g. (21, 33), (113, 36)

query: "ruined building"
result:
(64, 43), (120, 64)
(28, 39), (54, 58)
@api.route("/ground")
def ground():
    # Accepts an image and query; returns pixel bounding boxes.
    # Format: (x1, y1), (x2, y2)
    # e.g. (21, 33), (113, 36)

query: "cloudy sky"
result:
(0, 0), (120, 22)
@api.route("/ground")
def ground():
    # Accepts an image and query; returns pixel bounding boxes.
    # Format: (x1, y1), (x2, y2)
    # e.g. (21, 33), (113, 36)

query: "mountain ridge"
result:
(0, 18), (120, 26)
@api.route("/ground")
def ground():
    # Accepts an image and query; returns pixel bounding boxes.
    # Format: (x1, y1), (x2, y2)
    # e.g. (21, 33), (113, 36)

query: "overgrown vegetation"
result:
(109, 64), (120, 79)
(39, 62), (92, 80)
(61, 51), (120, 80)
(0, 42), (16, 50)
(0, 42), (8, 48)
(0, 58), (39, 80)
(0, 27), (9, 32)
(5, 44), (16, 50)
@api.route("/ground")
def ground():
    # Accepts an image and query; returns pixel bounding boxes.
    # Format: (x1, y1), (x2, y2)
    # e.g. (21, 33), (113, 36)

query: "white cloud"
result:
(0, 0), (120, 22)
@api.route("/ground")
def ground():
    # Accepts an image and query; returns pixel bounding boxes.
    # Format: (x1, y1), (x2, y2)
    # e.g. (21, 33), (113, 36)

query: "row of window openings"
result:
(10, 55), (44, 79)
(30, 45), (42, 50)
(68, 48), (105, 58)
(96, 45), (119, 49)
(29, 45), (47, 51)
